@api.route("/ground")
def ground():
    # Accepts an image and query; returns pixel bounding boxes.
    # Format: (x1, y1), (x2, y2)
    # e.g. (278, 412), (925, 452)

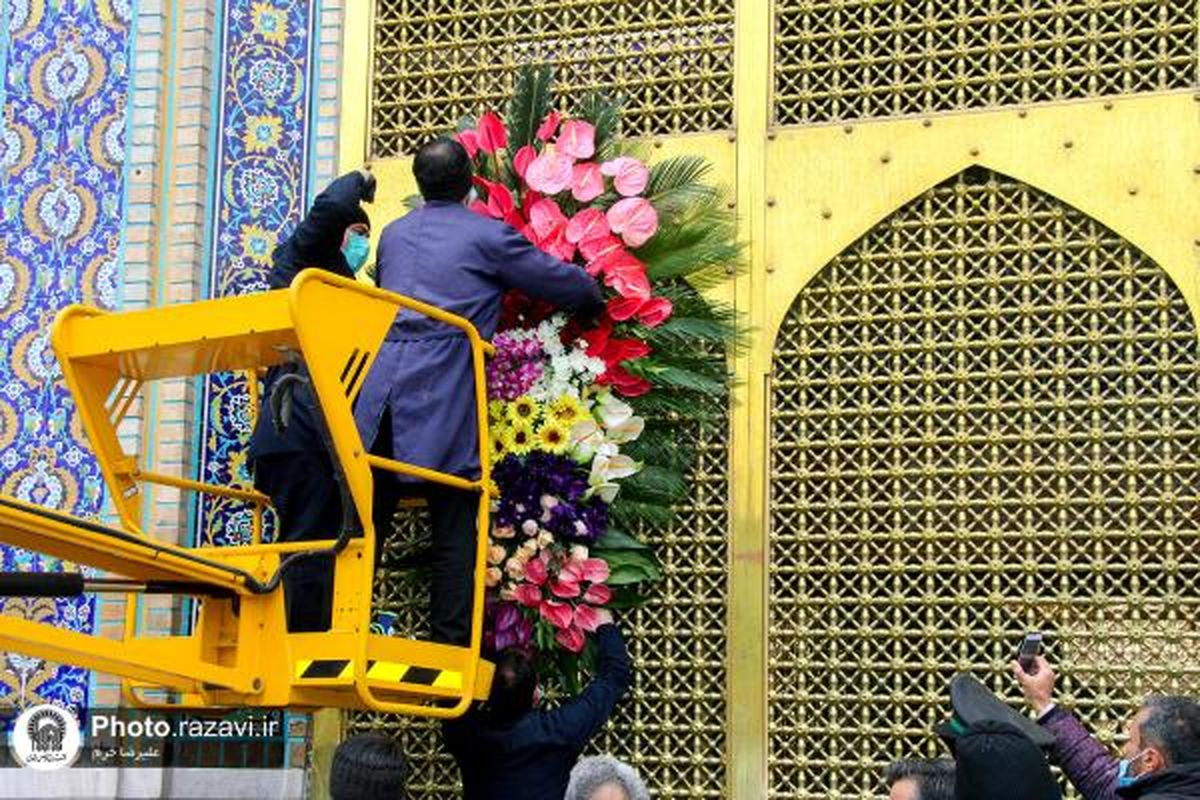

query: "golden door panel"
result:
(349, 412), (730, 799)
(370, 0), (736, 156)
(773, 1), (1198, 126)
(767, 168), (1200, 798)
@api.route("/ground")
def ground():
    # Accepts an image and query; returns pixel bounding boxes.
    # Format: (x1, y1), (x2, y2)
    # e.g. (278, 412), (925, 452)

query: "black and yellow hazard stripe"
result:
(294, 658), (461, 690)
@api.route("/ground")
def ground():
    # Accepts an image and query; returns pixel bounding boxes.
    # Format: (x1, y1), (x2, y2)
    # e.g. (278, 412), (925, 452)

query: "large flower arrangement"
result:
(440, 66), (738, 689)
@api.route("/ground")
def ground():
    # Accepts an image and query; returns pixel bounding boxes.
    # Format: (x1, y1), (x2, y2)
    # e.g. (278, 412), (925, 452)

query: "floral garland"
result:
(441, 66), (737, 689)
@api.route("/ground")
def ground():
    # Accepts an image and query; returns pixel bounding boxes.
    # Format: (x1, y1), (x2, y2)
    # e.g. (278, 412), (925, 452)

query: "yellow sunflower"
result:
(504, 420), (535, 455)
(535, 419), (571, 454)
(548, 395), (585, 426)
(488, 400), (506, 425)
(489, 429), (508, 461)
(507, 395), (541, 425)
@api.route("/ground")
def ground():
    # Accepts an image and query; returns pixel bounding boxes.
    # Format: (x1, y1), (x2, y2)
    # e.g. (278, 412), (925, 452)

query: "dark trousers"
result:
(253, 452), (340, 633)
(371, 413), (477, 646)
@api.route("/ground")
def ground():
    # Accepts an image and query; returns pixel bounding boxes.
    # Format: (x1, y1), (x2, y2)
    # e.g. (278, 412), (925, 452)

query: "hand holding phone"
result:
(1017, 632), (1043, 675)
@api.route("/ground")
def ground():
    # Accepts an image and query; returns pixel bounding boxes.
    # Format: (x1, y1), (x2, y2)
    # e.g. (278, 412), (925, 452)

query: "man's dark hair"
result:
(329, 733), (408, 800)
(486, 647), (537, 724)
(884, 758), (956, 800)
(413, 137), (473, 202)
(1140, 696), (1200, 766)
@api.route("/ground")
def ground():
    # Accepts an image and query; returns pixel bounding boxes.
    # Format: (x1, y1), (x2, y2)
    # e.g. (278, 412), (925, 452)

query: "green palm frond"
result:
(506, 64), (554, 148)
(575, 92), (623, 158)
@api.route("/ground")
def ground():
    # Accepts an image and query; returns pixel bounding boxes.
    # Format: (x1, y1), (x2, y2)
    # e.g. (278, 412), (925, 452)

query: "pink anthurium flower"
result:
(523, 556), (548, 586)
(557, 119), (595, 159)
(636, 296), (674, 327)
(550, 577), (581, 599)
(583, 583), (613, 606)
(468, 199), (491, 217)
(600, 156), (650, 197)
(539, 599), (574, 630)
(528, 198), (568, 240)
(476, 111), (508, 154)
(513, 583), (543, 607)
(513, 145), (537, 179)
(604, 257), (652, 300)
(573, 603), (604, 632)
(608, 295), (648, 321)
(606, 197), (659, 248)
(579, 558), (610, 583)
(525, 150), (574, 195)
(566, 208), (610, 245)
(455, 129), (480, 159)
(555, 624), (586, 653)
(571, 162), (605, 202)
(536, 110), (561, 142)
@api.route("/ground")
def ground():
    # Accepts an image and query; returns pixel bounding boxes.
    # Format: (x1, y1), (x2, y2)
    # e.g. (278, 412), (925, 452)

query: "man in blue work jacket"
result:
(442, 612), (632, 800)
(354, 137), (603, 645)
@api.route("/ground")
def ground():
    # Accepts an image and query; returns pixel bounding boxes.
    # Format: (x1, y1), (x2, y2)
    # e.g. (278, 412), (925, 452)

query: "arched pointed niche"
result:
(766, 167), (1200, 798)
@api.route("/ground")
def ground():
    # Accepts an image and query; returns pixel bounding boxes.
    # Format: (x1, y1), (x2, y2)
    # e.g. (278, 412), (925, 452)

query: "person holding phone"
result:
(1012, 655), (1200, 799)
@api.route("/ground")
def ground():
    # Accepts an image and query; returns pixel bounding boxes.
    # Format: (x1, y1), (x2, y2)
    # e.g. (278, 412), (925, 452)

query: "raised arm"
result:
(541, 620), (633, 749)
(489, 225), (604, 314)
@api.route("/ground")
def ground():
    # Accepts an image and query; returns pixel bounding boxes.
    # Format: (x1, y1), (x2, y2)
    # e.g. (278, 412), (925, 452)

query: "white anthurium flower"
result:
(596, 391), (634, 429)
(588, 480), (621, 503)
(587, 452), (641, 503)
(606, 414), (644, 444)
(569, 419), (605, 463)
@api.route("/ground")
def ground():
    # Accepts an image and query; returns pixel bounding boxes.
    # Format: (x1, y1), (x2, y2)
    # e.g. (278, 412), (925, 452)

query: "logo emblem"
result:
(9, 704), (81, 770)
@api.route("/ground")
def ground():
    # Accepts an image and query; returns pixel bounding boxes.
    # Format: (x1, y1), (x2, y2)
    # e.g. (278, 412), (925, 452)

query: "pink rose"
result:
(524, 556), (548, 586)
(573, 603), (604, 632)
(476, 111), (508, 154)
(566, 208), (611, 245)
(513, 583), (542, 607)
(487, 544), (507, 565)
(555, 625), (586, 653)
(525, 151), (574, 195)
(557, 119), (595, 159)
(536, 110), (561, 143)
(539, 599), (574, 630)
(513, 145), (537, 179)
(606, 197), (659, 248)
(636, 296), (674, 327)
(455, 129), (480, 159)
(571, 162), (604, 202)
(600, 156), (650, 196)
(485, 567), (502, 587)
(583, 583), (613, 605)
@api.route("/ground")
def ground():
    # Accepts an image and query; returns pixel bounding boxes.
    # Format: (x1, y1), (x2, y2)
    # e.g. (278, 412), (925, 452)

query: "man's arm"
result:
(488, 225), (604, 314)
(1013, 656), (1120, 800)
(540, 621), (632, 749)
(293, 170), (372, 244)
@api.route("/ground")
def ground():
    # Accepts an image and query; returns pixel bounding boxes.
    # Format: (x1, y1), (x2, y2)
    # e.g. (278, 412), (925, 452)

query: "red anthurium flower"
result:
(605, 337), (652, 365)
(524, 556), (548, 586)
(528, 198), (568, 240)
(513, 583), (543, 608)
(536, 110), (561, 142)
(604, 259), (652, 300)
(555, 624), (586, 653)
(455, 129), (480, 159)
(636, 296), (674, 327)
(600, 156), (650, 197)
(573, 603), (604, 632)
(539, 599), (574, 630)
(513, 145), (537, 179)
(541, 226), (576, 262)
(476, 111), (508, 154)
(557, 119), (596, 159)
(608, 295), (648, 321)
(607, 197), (659, 248)
(550, 577), (581, 599)
(468, 199), (491, 217)
(525, 150), (574, 195)
(566, 208), (610, 245)
(581, 317), (613, 358)
(600, 364), (653, 397)
(571, 162), (605, 202)
(473, 177), (515, 217)
(579, 558), (610, 583)
(582, 583), (613, 606)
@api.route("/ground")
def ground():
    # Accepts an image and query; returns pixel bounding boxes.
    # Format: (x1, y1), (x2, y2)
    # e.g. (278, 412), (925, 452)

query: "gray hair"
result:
(565, 755), (649, 800)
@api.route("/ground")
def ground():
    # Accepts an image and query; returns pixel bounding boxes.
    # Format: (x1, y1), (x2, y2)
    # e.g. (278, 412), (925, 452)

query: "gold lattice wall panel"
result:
(349, 417), (729, 798)
(767, 169), (1200, 799)
(773, 1), (1198, 126)
(370, 0), (736, 156)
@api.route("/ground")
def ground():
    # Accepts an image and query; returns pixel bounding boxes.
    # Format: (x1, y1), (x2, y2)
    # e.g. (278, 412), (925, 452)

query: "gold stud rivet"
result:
(727, 133), (736, 142)
(1104, 101), (1114, 110)
(1128, 187), (1139, 196)
(767, 131), (776, 140)
(821, 208), (832, 219)
(922, 119), (932, 128)
(1064, 141), (1073, 149)
(1018, 109), (1028, 118)
(766, 197), (776, 207)
(843, 125), (853, 134)
(969, 148), (980, 156)
(880, 153), (891, 164)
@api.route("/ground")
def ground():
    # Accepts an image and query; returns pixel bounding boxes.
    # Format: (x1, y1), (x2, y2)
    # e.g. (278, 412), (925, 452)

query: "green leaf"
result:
(506, 64), (554, 149)
(575, 92), (623, 158)
(593, 527), (653, 552)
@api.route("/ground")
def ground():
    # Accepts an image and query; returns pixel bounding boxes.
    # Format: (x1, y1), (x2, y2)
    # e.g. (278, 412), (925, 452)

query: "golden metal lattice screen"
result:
(767, 168), (1200, 799)
(773, 1), (1198, 126)
(369, 0), (736, 157)
(349, 416), (729, 799)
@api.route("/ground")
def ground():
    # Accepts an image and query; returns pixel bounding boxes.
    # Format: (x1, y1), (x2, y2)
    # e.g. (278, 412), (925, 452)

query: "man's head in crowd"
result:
(486, 647), (538, 723)
(565, 755), (649, 800)
(413, 137), (473, 203)
(329, 733), (408, 800)
(885, 758), (955, 800)
(1121, 695), (1200, 783)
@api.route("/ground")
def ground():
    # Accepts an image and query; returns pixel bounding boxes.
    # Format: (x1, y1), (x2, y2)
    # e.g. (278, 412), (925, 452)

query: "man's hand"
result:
(358, 166), (377, 203)
(594, 608), (614, 628)
(1011, 655), (1056, 716)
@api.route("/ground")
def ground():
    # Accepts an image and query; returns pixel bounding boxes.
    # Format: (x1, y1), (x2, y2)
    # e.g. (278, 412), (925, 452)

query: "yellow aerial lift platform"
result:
(0, 269), (494, 718)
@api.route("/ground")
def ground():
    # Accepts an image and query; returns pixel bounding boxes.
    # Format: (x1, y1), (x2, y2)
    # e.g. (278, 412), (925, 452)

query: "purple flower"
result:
(487, 333), (546, 400)
(493, 453), (609, 543)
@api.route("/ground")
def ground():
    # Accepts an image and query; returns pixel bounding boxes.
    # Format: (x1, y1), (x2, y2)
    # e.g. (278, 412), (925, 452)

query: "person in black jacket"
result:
(442, 611), (632, 800)
(249, 168), (375, 632)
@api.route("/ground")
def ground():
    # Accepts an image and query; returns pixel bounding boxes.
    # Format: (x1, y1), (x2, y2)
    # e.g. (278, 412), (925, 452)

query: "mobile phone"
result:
(1017, 632), (1043, 675)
